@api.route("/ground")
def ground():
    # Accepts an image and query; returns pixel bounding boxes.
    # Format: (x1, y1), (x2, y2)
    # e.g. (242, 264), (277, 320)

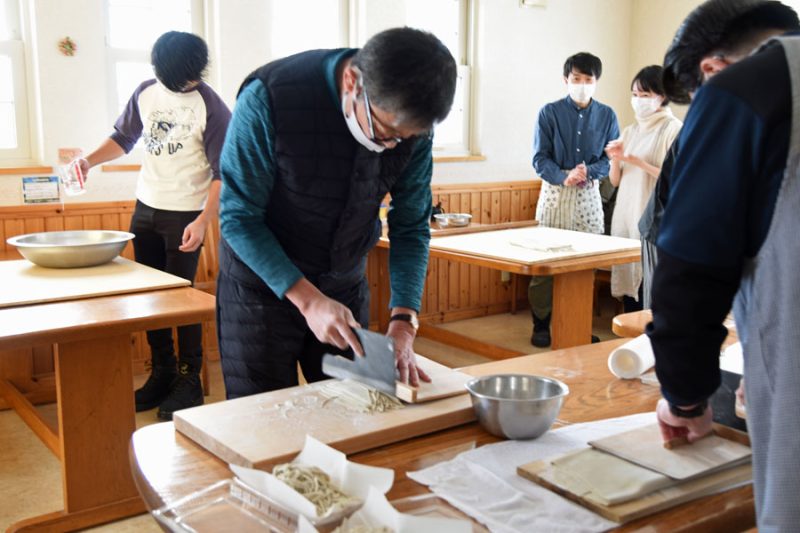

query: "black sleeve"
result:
(646, 249), (741, 406)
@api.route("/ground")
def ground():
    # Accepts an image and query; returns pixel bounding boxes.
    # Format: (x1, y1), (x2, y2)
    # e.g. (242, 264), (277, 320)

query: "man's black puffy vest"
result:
(239, 49), (416, 278)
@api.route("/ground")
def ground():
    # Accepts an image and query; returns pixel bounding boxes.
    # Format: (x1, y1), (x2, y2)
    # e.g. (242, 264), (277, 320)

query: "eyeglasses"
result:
(361, 84), (403, 147)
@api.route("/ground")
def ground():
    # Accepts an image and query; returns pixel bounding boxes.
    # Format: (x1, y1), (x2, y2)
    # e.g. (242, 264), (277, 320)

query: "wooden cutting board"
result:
(0, 258), (190, 308)
(588, 423), (751, 480)
(174, 379), (475, 470)
(517, 455), (752, 524)
(396, 355), (472, 403)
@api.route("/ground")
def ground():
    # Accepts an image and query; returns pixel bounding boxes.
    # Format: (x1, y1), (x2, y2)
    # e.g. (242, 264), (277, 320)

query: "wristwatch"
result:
(668, 399), (708, 419)
(389, 313), (419, 332)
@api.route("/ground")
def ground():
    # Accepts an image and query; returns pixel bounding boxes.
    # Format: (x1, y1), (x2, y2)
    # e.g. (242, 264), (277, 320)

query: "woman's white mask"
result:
(631, 96), (662, 119)
(342, 92), (385, 153)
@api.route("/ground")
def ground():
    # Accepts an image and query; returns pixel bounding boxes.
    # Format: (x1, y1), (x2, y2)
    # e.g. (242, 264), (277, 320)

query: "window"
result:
(105, 0), (202, 118)
(0, 0), (30, 161)
(355, 0), (474, 155)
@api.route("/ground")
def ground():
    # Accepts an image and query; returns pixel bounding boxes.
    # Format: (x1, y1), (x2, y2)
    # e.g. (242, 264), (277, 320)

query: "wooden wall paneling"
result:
(5, 219), (25, 248)
(480, 191), (491, 223)
(470, 192), (480, 218)
(63, 216), (82, 230)
(448, 259), (460, 310)
(500, 190), (511, 222)
(24, 218), (45, 234)
(83, 214), (101, 229)
(436, 255), (450, 312)
(423, 257), (437, 316)
(45, 217), (65, 232)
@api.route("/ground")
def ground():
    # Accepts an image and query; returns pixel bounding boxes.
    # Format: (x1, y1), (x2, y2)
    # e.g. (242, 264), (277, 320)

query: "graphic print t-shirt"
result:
(110, 80), (231, 211)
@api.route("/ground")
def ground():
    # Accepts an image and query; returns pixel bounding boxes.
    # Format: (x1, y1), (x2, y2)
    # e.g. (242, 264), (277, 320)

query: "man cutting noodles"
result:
(217, 28), (457, 398)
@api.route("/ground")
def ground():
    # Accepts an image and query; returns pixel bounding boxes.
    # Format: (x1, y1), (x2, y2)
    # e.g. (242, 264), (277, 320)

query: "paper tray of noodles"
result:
(297, 487), (474, 533)
(231, 435), (394, 528)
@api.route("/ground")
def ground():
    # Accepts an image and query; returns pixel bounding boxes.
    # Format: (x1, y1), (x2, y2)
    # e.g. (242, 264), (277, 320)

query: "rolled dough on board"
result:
(551, 448), (673, 506)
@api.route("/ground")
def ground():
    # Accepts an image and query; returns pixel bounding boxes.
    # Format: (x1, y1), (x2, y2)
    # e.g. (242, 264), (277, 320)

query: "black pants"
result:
(130, 200), (203, 362)
(217, 238), (369, 399)
(622, 283), (645, 313)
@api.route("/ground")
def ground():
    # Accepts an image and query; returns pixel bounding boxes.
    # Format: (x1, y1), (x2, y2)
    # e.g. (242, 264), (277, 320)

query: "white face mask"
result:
(342, 92), (385, 153)
(631, 96), (662, 119)
(567, 82), (596, 104)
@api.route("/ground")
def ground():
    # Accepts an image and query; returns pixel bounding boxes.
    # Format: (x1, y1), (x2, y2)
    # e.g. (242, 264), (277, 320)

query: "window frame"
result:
(351, 0), (476, 156)
(0, 0), (32, 163)
(103, 0), (204, 126)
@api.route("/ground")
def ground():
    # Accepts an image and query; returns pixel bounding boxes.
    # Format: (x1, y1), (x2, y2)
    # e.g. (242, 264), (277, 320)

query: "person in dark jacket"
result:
(217, 28), (457, 398)
(646, 1), (800, 530)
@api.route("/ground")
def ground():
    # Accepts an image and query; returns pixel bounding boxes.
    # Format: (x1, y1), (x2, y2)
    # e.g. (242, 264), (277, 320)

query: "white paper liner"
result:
(297, 487), (472, 533)
(230, 435), (393, 524)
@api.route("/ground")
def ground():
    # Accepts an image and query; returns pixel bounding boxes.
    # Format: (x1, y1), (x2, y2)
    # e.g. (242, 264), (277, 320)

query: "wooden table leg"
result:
(6, 335), (145, 532)
(551, 270), (595, 350)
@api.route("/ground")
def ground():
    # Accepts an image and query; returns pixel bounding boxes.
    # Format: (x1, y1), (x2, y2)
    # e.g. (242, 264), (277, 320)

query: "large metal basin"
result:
(466, 374), (569, 440)
(7, 230), (135, 268)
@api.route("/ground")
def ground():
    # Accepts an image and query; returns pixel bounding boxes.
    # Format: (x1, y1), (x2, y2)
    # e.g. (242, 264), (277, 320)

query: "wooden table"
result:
(1, 287), (216, 532)
(613, 310), (740, 350)
(379, 226), (640, 353)
(130, 340), (754, 532)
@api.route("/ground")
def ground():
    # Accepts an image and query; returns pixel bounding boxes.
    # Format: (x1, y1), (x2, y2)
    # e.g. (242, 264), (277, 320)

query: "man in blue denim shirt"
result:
(529, 52), (620, 347)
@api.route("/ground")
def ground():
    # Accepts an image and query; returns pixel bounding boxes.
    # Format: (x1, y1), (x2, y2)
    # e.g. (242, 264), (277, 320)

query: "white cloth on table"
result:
(407, 412), (656, 533)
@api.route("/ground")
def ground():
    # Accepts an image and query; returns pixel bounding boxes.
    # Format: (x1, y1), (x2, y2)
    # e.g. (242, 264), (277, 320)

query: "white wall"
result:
(0, 0), (730, 205)
(626, 0), (704, 124)
(434, 0), (634, 184)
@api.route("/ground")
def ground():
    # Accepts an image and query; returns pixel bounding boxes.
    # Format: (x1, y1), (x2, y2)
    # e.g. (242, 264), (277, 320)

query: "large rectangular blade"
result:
(321, 329), (396, 395)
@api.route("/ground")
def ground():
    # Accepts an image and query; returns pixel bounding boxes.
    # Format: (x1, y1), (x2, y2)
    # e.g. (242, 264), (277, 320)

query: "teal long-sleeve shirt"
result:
(219, 51), (432, 311)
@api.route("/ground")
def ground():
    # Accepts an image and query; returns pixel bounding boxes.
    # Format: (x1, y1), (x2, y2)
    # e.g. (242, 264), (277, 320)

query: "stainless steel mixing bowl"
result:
(7, 230), (135, 268)
(466, 374), (569, 440)
(434, 213), (472, 227)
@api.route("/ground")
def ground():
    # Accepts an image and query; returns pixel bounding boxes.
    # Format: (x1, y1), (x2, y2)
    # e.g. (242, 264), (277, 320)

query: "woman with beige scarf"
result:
(606, 66), (682, 312)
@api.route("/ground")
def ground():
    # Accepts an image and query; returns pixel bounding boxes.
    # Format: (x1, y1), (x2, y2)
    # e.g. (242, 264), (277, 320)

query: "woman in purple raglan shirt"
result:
(76, 32), (231, 421)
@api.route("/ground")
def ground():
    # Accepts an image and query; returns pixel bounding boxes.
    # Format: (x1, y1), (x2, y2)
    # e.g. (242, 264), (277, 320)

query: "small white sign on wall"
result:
(22, 176), (60, 204)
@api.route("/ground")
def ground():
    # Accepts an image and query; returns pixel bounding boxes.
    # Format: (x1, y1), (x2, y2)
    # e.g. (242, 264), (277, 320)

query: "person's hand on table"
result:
(387, 318), (431, 387)
(656, 398), (714, 445)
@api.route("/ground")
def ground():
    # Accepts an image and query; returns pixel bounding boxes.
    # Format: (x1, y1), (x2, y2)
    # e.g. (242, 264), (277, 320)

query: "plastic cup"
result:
(58, 160), (86, 196)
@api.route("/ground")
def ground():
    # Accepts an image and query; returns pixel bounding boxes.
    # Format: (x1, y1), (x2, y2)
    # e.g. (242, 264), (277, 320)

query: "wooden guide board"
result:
(174, 378), (476, 470)
(396, 355), (472, 403)
(516, 424), (752, 523)
(517, 457), (752, 524)
(428, 227), (640, 265)
(588, 423), (751, 480)
(0, 257), (189, 309)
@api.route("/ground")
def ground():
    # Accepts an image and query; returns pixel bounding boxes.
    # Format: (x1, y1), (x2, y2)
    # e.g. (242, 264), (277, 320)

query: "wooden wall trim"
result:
(0, 201), (135, 218)
(432, 180), (541, 193)
(0, 166), (53, 175)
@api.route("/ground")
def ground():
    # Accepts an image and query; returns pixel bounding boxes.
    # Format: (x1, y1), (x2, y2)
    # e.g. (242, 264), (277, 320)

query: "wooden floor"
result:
(0, 301), (622, 531)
